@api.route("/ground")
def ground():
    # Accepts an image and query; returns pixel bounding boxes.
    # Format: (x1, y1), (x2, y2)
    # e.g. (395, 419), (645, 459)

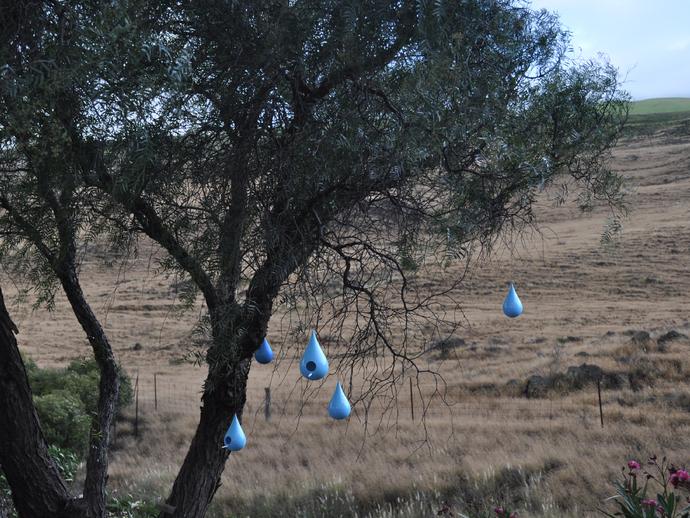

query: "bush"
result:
(47, 444), (80, 483)
(0, 357), (134, 516)
(33, 391), (93, 453)
(106, 494), (159, 518)
(25, 357), (133, 454)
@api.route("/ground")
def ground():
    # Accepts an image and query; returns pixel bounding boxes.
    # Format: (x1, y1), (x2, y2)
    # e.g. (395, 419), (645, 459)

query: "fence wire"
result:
(127, 371), (613, 429)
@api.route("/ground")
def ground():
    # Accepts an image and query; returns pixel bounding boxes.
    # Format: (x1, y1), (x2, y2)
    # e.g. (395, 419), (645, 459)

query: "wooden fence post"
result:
(264, 387), (271, 421)
(409, 378), (415, 422)
(597, 378), (604, 428)
(134, 372), (140, 437)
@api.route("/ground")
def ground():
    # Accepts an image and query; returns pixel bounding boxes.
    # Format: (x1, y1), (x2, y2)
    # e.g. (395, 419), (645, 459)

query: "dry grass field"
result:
(3, 117), (690, 517)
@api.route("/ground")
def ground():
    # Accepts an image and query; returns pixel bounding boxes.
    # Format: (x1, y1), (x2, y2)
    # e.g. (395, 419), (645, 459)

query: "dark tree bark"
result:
(158, 238), (311, 517)
(56, 265), (120, 518)
(161, 357), (251, 517)
(0, 287), (82, 518)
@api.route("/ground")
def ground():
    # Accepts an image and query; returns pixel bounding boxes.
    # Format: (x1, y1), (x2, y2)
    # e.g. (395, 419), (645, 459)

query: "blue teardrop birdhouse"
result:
(223, 414), (246, 451)
(300, 330), (329, 380)
(502, 282), (523, 318)
(254, 337), (274, 364)
(328, 381), (351, 420)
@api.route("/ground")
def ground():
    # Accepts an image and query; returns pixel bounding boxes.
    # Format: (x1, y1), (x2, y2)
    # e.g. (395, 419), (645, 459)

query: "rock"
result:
(631, 331), (651, 346)
(468, 383), (499, 395)
(663, 392), (690, 412)
(628, 358), (661, 391)
(525, 375), (550, 398)
(558, 336), (583, 344)
(559, 363), (622, 391)
(575, 351), (590, 357)
(505, 379), (524, 397)
(602, 373), (626, 390)
(132, 342), (143, 351)
(427, 337), (466, 358)
(616, 396), (635, 407)
(565, 363), (604, 384)
(522, 363), (623, 398)
(657, 330), (688, 346)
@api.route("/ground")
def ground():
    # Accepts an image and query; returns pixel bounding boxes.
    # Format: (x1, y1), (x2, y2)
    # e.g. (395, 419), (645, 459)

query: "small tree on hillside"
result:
(0, 1), (627, 517)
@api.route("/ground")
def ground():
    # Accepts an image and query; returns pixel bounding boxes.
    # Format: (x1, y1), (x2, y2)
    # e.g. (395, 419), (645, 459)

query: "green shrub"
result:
(73, 360), (133, 411)
(0, 357), (135, 516)
(33, 391), (92, 453)
(107, 494), (159, 518)
(23, 357), (133, 454)
(115, 364), (134, 409)
(47, 444), (80, 483)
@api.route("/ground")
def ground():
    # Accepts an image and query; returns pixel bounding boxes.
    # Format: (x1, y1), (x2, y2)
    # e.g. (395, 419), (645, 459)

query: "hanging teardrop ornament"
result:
(254, 337), (274, 364)
(327, 381), (351, 420)
(502, 282), (523, 318)
(223, 414), (246, 451)
(299, 329), (329, 380)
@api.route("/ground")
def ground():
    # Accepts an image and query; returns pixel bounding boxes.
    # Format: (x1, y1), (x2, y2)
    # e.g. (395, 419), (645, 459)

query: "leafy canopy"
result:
(0, 0), (627, 378)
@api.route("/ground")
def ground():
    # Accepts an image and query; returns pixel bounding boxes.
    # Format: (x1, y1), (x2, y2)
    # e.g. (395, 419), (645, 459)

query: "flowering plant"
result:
(493, 506), (518, 518)
(601, 456), (690, 518)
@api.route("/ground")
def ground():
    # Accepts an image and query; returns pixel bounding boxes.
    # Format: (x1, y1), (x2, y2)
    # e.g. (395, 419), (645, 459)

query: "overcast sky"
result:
(529, 0), (690, 100)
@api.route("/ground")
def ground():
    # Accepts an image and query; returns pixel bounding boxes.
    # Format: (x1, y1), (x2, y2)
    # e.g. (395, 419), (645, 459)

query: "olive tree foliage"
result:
(88, 0), (628, 392)
(0, 0), (627, 517)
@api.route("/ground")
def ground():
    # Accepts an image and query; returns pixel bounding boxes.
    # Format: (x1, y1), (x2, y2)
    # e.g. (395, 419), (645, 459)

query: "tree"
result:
(0, 1), (159, 516)
(0, 286), (76, 517)
(0, 1), (628, 517)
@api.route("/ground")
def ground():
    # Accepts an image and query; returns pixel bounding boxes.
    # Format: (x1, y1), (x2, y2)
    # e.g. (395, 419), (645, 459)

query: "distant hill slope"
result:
(630, 97), (690, 115)
(624, 98), (690, 138)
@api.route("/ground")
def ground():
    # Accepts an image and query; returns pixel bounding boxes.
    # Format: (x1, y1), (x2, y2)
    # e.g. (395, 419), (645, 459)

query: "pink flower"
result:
(509, 513), (518, 518)
(642, 499), (657, 507)
(494, 507), (505, 515)
(628, 460), (641, 470)
(671, 469), (688, 488)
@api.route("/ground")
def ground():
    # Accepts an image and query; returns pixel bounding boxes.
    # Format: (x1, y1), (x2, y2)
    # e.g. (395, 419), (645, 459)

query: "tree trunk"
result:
(0, 287), (82, 518)
(57, 267), (120, 518)
(159, 357), (251, 518)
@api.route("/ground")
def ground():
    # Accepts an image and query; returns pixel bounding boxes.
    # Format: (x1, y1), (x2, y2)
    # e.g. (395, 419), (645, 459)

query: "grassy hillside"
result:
(7, 103), (690, 517)
(629, 97), (690, 115)
(624, 98), (690, 137)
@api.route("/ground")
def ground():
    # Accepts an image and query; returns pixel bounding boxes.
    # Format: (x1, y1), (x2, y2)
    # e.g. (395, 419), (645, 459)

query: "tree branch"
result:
(82, 169), (221, 314)
(0, 196), (56, 265)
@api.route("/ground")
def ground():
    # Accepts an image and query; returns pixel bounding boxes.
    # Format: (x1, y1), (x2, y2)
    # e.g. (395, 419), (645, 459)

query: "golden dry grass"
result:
(3, 124), (690, 517)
